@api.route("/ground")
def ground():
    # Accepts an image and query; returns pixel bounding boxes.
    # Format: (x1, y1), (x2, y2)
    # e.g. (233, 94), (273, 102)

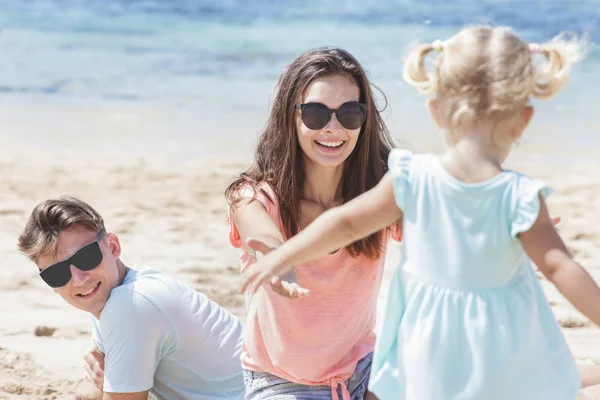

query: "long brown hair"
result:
(226, 46), (395, 259)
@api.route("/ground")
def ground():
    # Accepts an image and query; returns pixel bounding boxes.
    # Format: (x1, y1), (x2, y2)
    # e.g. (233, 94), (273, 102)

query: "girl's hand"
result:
(243, 237), (310, 298)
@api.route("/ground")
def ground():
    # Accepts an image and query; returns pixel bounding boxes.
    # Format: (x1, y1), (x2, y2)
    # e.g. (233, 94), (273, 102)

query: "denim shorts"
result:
(243, 352), (373, 400)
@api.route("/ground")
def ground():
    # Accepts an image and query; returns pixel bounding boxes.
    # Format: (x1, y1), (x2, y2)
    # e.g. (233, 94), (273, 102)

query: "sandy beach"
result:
(0, 121), (599, 399)
(0, 148), (250, 399)
(1, 0), (599, 397)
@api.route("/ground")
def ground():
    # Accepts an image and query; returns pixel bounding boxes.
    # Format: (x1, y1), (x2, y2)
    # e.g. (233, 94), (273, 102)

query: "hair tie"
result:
(432, 39), (444, 52)
(529, 43), (541, 54)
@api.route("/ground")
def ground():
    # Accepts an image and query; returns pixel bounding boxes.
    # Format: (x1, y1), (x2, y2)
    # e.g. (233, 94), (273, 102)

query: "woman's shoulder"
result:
(230, 181), (280, 208)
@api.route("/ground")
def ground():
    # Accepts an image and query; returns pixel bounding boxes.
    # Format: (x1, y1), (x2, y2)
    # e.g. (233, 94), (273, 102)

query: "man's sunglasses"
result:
(295, 101), (367, 131)
(39, 230), (106, 288)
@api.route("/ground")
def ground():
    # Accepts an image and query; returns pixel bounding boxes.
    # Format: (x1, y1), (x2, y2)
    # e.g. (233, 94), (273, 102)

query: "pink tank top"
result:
(229, 183), (401, 400)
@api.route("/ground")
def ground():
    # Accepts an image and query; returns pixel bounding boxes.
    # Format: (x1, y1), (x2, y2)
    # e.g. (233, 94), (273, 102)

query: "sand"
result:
(0, 141), (599, 399)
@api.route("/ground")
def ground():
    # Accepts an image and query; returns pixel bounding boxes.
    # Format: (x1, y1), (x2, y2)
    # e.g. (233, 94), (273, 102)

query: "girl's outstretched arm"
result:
(520, 195), (600, 326)
(239, 172), (402, 294)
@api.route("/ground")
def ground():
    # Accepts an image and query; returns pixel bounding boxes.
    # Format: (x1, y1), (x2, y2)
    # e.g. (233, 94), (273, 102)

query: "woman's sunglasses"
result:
(295, 101), (367, 131)
(39, 230), (106, 288)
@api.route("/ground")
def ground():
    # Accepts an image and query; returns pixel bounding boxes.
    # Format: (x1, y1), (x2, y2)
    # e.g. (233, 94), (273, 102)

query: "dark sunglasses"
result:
(39, 230), (106, 288)
(295, 101), (367, 131)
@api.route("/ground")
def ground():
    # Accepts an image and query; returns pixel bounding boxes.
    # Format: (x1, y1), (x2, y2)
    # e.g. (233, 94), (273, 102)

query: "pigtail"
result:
(403, 42), (440, 95)
(531, 32), (587, 99)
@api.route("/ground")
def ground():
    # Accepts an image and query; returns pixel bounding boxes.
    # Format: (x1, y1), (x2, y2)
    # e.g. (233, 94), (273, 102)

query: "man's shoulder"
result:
(119, 265), (185, 294)
(102, 265), (238, 332)
(120, 264), (165, 283)
(102, 266), (184, 319)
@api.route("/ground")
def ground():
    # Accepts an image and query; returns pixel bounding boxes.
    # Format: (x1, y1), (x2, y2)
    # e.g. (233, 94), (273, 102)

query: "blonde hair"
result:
(403, 26), (587, 129)
(18, 196), (106, 263)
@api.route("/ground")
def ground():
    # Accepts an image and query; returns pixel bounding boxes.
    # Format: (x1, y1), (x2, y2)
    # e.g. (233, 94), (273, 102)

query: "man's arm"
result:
(73, 379), (103, 400)
(63, 379), (150, 400)
(55, 378), (103, 400)
(102, 391), (149, 400)
(70, 323), (154, 400)
(80, 346), (150, 400)
(99, 290), (175, 395)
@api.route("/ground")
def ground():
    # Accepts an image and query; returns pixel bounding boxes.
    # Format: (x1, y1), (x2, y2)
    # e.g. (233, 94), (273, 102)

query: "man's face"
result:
(37, 225), (123, 318)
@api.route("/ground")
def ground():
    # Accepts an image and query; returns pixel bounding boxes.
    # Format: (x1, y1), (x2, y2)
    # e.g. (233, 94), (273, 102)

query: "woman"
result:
(226, 46), (400, 400)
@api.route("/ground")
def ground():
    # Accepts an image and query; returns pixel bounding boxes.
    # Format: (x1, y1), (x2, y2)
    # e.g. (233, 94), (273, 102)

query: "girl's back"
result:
(396, 150), (543, 288)
(371, 149), (580, 399)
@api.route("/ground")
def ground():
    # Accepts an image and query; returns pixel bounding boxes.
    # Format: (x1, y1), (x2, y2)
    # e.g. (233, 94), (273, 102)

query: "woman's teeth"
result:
(316, 141), (344, 148)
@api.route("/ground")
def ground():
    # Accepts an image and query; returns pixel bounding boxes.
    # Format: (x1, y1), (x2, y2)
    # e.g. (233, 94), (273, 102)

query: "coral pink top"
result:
(229, 183), (401, 400)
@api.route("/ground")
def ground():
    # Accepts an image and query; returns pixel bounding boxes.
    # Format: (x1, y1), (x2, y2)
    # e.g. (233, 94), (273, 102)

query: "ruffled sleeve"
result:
(510, 176), (554, 238)
(387, 149), (413, 211)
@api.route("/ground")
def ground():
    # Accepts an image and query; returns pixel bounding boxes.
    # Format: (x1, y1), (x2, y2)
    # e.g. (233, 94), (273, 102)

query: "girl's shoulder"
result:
(506, 172), (554, 239)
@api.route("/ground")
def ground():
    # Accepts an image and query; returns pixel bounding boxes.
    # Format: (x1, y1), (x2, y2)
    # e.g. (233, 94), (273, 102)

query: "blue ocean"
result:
(0, 0), (598, 161)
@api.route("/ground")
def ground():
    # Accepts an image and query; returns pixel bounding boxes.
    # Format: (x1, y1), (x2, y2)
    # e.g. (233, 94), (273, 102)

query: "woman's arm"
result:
(231, 198), (285, 250)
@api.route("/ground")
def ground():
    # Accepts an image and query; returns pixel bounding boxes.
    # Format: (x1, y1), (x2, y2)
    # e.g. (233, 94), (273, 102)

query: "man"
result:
(18, 196), (245, 400)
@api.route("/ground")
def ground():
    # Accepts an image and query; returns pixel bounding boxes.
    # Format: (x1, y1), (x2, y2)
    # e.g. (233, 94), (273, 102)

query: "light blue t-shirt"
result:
(369, 150), (580, 400)
(91, 265), (245, 400)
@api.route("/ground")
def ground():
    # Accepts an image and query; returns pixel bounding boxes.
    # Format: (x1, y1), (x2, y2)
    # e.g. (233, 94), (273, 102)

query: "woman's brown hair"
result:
(226, 46), (395, 259)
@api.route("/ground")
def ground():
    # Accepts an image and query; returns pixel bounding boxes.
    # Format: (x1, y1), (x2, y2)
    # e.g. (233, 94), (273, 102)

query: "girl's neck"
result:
(302, 159), (344, 208)
(440, 126), (510, 183)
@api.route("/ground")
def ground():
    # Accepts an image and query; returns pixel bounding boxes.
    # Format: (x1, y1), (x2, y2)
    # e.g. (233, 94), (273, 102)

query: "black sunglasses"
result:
(295, 101), (367, 131)
(39, 230), (106, 288)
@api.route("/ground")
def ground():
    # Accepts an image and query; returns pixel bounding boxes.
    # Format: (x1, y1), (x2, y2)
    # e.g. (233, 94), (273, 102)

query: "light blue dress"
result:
(369, 150), (581, 400)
